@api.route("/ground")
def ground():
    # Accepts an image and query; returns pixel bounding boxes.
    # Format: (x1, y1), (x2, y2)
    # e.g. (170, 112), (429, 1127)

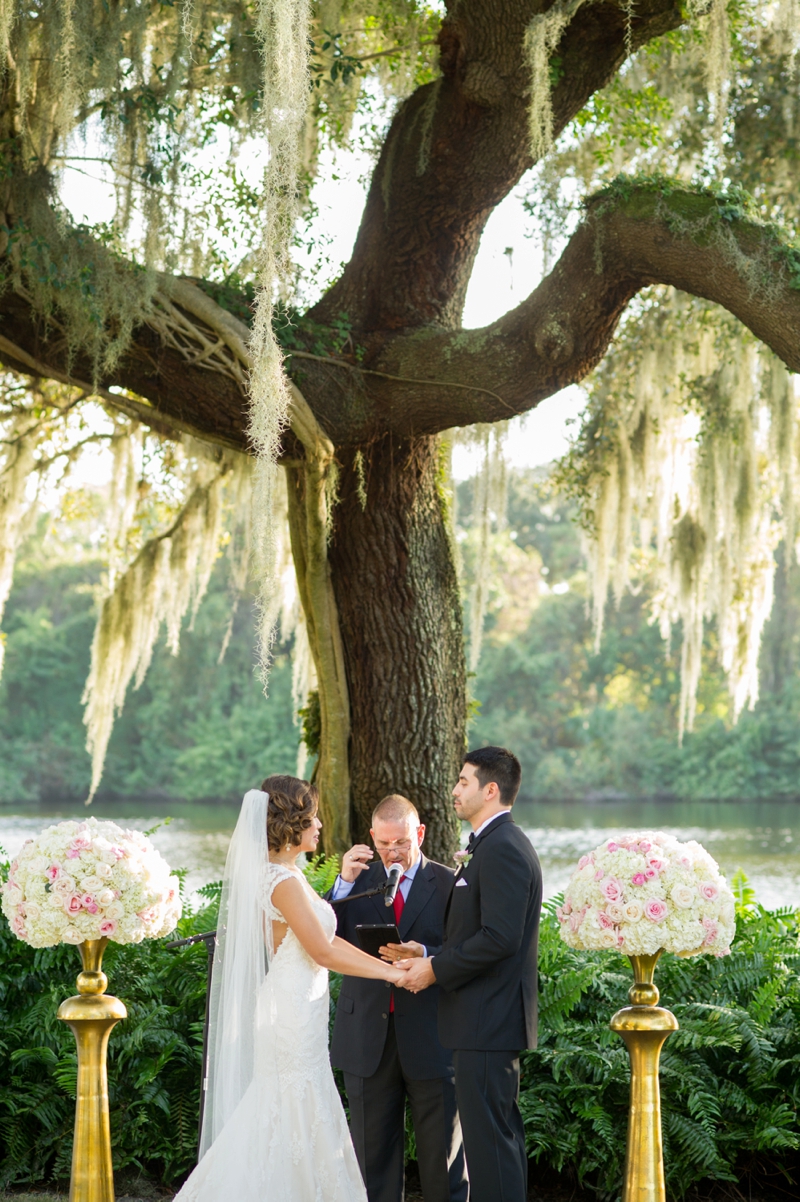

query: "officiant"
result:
(326, 795), (468, 1202)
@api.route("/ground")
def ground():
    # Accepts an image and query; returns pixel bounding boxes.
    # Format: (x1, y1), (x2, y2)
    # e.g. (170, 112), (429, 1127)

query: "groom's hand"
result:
(340, 844), (374, 883)
(396, 957), (436, 993)
(379, 940), (424, 962)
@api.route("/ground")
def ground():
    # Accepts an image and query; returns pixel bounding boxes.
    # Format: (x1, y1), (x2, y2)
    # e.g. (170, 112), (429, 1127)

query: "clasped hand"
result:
(386, 956), (436, 993)
(379, 939), (435, 992)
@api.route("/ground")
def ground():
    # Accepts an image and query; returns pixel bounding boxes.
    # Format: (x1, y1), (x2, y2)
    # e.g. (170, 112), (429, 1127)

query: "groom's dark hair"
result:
(463, 746), (522, 807)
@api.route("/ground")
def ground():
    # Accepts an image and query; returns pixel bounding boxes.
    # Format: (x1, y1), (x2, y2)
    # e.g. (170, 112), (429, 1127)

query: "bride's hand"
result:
(386, 964), (408, 986)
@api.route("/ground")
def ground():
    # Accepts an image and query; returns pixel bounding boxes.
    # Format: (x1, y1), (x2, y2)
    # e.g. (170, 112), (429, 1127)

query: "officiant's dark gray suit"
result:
(433, 811), (542, 1202)
(326, 855), (468, 1202)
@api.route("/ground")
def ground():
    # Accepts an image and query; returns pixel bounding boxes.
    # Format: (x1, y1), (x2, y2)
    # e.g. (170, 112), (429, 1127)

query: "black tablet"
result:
(355, 923), (401, 959)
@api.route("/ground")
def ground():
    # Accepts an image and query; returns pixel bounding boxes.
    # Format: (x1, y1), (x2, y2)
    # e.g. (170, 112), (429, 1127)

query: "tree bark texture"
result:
(328, 434), (464, 857)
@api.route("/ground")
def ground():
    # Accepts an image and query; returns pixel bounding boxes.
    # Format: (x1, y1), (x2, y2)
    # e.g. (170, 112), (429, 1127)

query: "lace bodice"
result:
(258, 861), (336, 958)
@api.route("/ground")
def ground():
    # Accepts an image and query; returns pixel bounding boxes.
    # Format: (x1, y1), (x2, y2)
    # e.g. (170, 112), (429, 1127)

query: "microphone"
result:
(383, 865), (402, 908)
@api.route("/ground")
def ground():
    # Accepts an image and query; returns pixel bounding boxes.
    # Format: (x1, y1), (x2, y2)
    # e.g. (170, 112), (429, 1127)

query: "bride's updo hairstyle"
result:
(261, 774), (319, 852)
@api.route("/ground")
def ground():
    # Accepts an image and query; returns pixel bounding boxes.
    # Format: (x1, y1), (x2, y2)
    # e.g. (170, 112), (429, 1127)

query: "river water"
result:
(1, 797), (798, 909)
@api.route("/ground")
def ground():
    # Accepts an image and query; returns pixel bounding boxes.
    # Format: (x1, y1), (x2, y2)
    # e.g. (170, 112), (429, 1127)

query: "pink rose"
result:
(66, 894), (83, 915)
(594, 869), (604, 881)
(111, 846), (126, 860)
(631, 872), (647, 886)
(644, 899), (668, 922)
(66, 849), (81, 859)
(11, 916), (26, 937)
(597, 911), (615, 929)
(647, 858), (664, 873)
(703, 923), (718, 945)
(578, 854), (592, 870)
(600, 877), (623, 902)
(639, 841), (652, 854)
(82, 894), (99, 914)
(699, 882), (719, 901)
(568, 912), (583, 932)
(644, 868), (657, 880)
(607, 841), (620, 853)
(46, 865), (60, 881)
(99, 920), (117, 937)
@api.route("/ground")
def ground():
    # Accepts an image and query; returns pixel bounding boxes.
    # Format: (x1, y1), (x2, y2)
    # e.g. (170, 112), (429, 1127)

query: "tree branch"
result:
(310, 0), (685, 332)
(335, 185), (800, 438)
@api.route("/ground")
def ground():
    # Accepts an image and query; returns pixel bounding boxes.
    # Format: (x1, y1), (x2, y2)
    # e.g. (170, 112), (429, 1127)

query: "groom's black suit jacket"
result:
(433, 811), (542, 1051)
(326, 854), (455, 1080)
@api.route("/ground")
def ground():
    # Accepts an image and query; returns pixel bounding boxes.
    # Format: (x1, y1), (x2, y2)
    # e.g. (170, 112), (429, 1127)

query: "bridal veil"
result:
(199, 789), (270, 1158)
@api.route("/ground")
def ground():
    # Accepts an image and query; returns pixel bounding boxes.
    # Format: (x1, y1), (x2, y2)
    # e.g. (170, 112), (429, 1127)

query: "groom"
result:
(396, 747), (542, 1202)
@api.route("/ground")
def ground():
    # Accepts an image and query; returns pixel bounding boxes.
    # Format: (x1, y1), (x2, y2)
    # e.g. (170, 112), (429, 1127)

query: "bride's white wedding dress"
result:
(175, 862), (367, 1202)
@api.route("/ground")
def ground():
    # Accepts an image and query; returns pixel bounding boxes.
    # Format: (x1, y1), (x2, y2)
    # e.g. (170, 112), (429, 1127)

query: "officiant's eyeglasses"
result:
(373, 838), (413, 851)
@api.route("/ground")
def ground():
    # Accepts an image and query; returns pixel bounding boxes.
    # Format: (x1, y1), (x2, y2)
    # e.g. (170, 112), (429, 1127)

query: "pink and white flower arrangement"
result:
(556, 831), (735, 957)
(2, 818), (182, 948)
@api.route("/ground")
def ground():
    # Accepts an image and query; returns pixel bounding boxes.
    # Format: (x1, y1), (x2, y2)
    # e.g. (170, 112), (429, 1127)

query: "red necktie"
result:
(389, 874), (407, 1013)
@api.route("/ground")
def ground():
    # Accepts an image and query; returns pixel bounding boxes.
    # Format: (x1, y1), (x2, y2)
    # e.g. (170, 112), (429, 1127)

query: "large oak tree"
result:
(0, 0), (798, 858)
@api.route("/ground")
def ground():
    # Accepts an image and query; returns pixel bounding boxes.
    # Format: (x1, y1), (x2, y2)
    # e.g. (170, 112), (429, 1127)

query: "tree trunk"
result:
(328, 434), (464, 863)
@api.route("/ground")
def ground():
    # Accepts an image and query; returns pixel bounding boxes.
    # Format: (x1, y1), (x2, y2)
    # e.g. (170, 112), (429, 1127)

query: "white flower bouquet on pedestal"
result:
(557, 831), (736, 957)
(1, 817), (182, 947)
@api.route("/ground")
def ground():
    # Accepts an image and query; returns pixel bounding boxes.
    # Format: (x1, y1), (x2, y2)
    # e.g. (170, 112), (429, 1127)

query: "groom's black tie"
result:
(467, 832), (476, 850)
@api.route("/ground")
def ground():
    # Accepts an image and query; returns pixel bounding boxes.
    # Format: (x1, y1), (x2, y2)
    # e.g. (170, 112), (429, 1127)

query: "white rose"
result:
(48, 892), (64, 909)
(97, 889), (115, 908)
(671, 885), (695, 909)
(30, 856), (48, 874)
(63, 928), (83, 945)
(26, 903), (41, 920)
(80, 876), (103, 893)
(96, 863), (113, 879)
(599, 929), (618, 948)
(105, 902), (125, 920)
(623, 901), (643, 922)
(607, 902), (625, 923)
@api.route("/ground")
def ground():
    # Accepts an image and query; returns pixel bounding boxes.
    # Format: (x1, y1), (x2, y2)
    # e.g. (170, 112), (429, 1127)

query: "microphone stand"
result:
(328, 881), (395, 907)
(165, 930), (217, 1145)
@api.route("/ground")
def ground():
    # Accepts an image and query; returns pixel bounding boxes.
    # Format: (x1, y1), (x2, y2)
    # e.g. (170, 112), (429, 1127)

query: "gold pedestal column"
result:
(57, 938), (127, 1202)
(610, 951), (678, 1202)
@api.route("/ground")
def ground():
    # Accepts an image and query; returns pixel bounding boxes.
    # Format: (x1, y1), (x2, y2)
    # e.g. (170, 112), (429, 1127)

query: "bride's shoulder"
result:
(259, 860), (300, 899)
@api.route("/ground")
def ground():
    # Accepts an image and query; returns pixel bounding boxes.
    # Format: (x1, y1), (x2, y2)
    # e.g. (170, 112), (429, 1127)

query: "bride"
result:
(175, 775), (406, 1202)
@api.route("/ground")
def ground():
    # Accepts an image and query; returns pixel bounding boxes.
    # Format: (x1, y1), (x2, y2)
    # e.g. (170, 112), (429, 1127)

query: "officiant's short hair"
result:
(372, 794), (419, 826)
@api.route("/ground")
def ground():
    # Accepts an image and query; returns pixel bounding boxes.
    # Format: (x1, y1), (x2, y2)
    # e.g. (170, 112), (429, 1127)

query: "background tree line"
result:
(4, 462), (800, 807)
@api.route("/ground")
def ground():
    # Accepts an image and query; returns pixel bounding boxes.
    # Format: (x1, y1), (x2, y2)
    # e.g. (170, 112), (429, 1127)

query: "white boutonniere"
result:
(453, 850), (473, 875)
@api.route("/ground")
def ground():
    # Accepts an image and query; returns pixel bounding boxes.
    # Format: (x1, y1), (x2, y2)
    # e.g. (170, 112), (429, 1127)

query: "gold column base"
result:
(610, 951), (679, 1202)
(57, 938), (127, 1202)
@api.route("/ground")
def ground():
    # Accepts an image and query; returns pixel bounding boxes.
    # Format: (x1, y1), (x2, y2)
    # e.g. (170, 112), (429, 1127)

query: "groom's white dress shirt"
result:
(470, 809), (511, 840)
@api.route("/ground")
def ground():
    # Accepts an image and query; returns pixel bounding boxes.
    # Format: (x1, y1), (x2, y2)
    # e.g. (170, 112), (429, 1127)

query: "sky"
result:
(59, 116), (589, 485)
